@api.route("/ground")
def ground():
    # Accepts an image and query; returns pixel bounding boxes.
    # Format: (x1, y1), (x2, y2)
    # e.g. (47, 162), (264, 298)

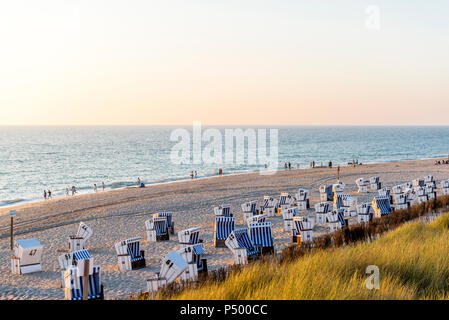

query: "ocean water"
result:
(0, 126), (448, 207)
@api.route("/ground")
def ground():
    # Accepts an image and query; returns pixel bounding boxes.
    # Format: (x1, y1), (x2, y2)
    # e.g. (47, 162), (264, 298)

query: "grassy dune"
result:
(165, 213), (449, 300)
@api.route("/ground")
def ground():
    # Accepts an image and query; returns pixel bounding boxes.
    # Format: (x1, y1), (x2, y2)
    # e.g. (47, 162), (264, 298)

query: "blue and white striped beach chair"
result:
(441, 180), (449, 195)
(214, 216), (235, 247)
(177, 243), (208, 281)
(154, 212), (175, 234)
(145, 216), (169, 242)
(147, 250), (188, 294)
(178, 227), (202, 249)
(278, 193), (294, 214)
(115, 237), (146, 271)
(225, 228), (259, 265)
(246, 213), (267, 227)
(241, 201), (258, 223)
(249, 221), (274, 254)
(261, 196), (277, 217)
(292, 217), (314, 244)
(214, 205), (232, 217)
(356, 203), (372, 223)
(327, 209), (347, 232)
(319, 184), (333, 201)
(372, 195), (393, 218)
(315, 201), (331, 223)
(295, 189), (310, 210)
(64, 265), (103, 300)
(334, 194), (357, 217)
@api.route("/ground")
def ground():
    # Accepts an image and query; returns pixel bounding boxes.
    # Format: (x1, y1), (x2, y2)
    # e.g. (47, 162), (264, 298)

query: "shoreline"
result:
(1, 155), (448, 213)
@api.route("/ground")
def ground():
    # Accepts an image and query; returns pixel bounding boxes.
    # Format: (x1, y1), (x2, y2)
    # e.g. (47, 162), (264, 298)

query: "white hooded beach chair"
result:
(248, 222), (274, 254)
(241, 201), (258, 223)
(260, 196), (277, 217)
(292, 216), (314, 244)
(372, 196), (393, 218)
(369, 176), (381, 191)
(278, 193), (294, 214)
(356, 178), (370, 193)
(424, 175), (436, 187)
(145, 216), (169, 242)
(315, 201), (331, 223)
(332, 182), (345, 195)
(177, 244), (207, 281)
(115, 237), (146, 271)
(393, 193), (408, 210)
(282, 207), (298, 232)
(154, 212), (175, 234)
(147, 250), (188, 294)
(425, 183), (436, 200)
(356, 203), (372, 224)
(214, 205), (232, 217)
(225, 229), (259, 265)
(214, 216), (235, 247)
(295, 189), (310, 210)
(246, 213), (267, 227)
(441, 180), (449, 195)
(68, 222), (93, 252)
(319, 184), (333, 201)
(412, 178), (425, 188)
(11, 238), (43, 275)
(178, 227), (203, 251)
(327, 209), (347, 233)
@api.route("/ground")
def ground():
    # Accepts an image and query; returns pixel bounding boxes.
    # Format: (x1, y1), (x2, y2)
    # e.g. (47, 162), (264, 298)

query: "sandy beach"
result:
(1, 158), (449, 300)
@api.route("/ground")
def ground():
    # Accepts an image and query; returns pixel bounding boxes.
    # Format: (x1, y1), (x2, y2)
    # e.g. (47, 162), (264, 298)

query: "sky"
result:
(0, 0), (448, 126)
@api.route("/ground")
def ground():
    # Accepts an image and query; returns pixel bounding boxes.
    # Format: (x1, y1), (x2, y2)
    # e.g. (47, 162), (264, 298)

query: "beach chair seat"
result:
(292, 216), (314, 244)
(11, 238), (43, 275)
(154, 212), (175, 234)
(214, 216), (235, 247)
(225, 229), (259, 265)
(334, 194), (357, 217)
(214, 205), (232, 217)
(319, 184), (333, 201)
(282, 207), (297, 232)
(145, 216), (169, 242)
(64, 265), (103, 300)
(147, 250), (188, 294)
(178, 227), (202, 248)
(356, 178), (370, 193)
(68, 222), (93, 252)
(295, 189), (310, 210)
(249, 222), (274, 255)
(115, 237), (146, 271)
(246, 213), (267, 226)
(327, 209), (347, 232)
(372, 196), (393, 218)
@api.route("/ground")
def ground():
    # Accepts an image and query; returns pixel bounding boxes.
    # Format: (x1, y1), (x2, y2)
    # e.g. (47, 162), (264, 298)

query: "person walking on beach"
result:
(48, 190), (52, 199)
(94, 184), (97, 193)
(72, 186), (76, 196)
(195, 170), (198, 179)
(102, 181), (105, 191)
(288, 162), (291, 170)
(337, 166), (340, 181)
(190, 171), (194, 179)
(66, 187), (69, 197)
(44, 190), (47, 200)
(137, 177), (141, 187)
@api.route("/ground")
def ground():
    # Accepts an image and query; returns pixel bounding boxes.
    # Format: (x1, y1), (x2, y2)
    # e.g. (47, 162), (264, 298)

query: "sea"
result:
(1, 126), (448, 207)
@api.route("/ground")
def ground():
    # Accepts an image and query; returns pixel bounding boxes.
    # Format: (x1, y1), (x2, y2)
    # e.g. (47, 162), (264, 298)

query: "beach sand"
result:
(1, 158), (448, 300)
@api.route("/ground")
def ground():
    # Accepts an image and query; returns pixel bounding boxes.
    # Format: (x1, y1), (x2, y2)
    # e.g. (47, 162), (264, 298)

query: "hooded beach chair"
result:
(327, 209), (347, 232)
(178, 227), (203, 249)
(412, 178), (425, 188)
(68, 222), (93, 252)
(334, 194), (357, 217)
(372, 196), (393, 218)
(356, 178), (370, 193)
(260, 196), (277, 217)
(214, 216), (235, 247)
(282, 207), (298, 232)
(369, 176), (381, 191)
(315, 201), (331, 223)
(248, 222), (274, 254)
(332, 182), (345, 195)
(147, 250), (188, 294)
(225, 228), (259, 265)
(154, 212), (175, 234)
(295, 189), (310, 210)
(278, 193), (294, 214)
(115, 237), (146, 271)
(441, 180), (449, 195)
(424, 175), (436, 187)
(393, 193), (408, 210)
(177, 244), (207, 281)
(214, 205), (232, 217)
(425, 183), (436, 200)
(292, 216), (314, 244)
(241, 201), (258, 222)
(145, 216), (169, 242)
(11, 238), (43, 275)
(356, 203), (372, 224)
(246, 213), (267, 227)
(60, 249), (103, 300)
(319, 184), (333, 201)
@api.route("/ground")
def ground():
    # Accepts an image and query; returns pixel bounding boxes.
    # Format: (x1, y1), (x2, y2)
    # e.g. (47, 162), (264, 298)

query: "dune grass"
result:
(158, 212), (449, 300)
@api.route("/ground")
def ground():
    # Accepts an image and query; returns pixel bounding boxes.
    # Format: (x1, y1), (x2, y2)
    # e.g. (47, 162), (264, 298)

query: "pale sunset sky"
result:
(0, 0), (448, 126)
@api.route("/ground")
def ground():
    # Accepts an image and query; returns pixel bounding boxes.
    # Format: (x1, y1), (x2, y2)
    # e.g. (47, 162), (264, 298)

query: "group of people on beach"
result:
(435, 160), (449, 165)
(43, 189), (52, 200)
(190, 171), (198, 179)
